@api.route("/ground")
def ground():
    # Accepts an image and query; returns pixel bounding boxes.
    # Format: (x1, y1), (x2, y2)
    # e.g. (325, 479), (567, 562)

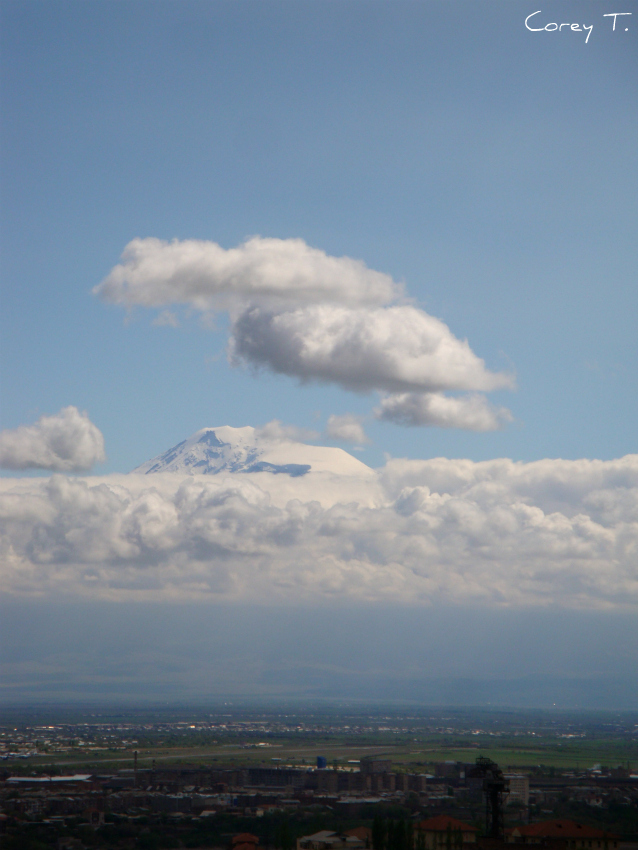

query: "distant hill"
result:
(133, 425), (373, 477)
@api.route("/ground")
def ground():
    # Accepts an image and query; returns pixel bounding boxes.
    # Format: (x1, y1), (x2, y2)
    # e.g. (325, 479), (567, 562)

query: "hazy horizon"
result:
(2, 601), (636, 710)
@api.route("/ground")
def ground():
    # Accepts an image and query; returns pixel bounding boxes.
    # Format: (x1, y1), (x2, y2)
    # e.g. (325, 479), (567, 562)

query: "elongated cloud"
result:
(95, 236), (399, 309)
(95, 236), (514, 428)
(375, 392), (513, 430)
(230, 304), (512, 393)
(1, 454), (636, 607)
(0, 407), (105, 472)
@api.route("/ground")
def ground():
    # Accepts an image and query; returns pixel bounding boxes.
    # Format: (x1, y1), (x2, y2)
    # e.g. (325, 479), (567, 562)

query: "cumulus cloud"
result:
(96, 236), (514, 428)
(230, 304), (512, 394)
(1, 454), (636, 608)
(326, 414), (369, 444)
(0, 407), (106, 472)
(95, 236), (399, 310)
(375, 392), (513, 430)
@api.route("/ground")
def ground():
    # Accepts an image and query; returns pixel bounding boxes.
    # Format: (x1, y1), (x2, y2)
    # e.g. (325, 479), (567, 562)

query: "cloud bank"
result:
(0, 407), (106, 472)
(1, 454), (636, 608)
(95, 237), (513, 429)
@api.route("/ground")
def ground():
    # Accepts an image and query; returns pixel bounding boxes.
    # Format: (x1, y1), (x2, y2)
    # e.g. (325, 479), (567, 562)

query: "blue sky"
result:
(1, 1), (637, 707)
(2, 0), (636, 471)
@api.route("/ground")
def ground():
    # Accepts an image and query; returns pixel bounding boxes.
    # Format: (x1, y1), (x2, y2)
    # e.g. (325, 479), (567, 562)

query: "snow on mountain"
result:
(133, 425), (373, 477)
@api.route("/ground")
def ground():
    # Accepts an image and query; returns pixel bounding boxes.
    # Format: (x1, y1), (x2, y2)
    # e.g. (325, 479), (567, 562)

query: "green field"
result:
(2, 705), (636, 774)
(4, 734), (636, 774)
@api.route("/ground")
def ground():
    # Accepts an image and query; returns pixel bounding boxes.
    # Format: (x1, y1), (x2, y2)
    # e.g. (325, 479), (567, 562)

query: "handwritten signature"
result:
(525, 11), (632, 43)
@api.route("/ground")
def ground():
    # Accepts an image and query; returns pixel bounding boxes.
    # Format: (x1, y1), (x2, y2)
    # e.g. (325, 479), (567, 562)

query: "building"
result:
(360, 759), (392, 776)
(233, 832), (260, 850)
(415, 815), (478, 849)
(297, 831), (368, 850)
(504, 776), (530, 807)
(507, 821), (620, 849)
(346, 828), (372, 845)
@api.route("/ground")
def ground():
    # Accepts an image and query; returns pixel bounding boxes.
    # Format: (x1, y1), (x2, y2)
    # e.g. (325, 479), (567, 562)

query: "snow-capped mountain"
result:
(133, 425), (373, 477)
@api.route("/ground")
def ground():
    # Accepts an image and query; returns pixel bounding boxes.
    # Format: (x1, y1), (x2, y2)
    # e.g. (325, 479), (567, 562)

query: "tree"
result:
(394, 820), (406, 850)
(387, 820), (396, 850)
(276, 818), (293, 850)
(373, 816), (387, 850)
(386, 818), (411, 850)
(406, 820), (414, 850)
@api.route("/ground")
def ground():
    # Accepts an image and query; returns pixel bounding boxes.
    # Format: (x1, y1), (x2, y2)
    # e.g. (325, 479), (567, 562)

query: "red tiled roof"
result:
(346, 828), (372, 841)
(233, 834), (260, 845)
(509, 821), (618, 840)
(417, 816), (477, 833)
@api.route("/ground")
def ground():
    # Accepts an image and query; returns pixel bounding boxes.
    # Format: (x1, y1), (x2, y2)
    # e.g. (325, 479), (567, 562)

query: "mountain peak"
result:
(133, 426), (372, 477)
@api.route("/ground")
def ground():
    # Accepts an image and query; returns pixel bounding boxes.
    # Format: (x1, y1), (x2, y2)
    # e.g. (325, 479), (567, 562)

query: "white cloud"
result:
(375, 392), (513, 430)
(1, 454), (636, 608)
(326, 414), (369, 444)
(95, 236), (399, 310)
(255, 419), (320, 443)
(0, 407), (106, 472)
(96, 236), (514, 428)
(230, 304), (513, 394)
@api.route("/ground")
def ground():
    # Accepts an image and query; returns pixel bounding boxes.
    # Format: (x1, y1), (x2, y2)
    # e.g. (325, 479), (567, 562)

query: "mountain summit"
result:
(133, 425), (373, 477)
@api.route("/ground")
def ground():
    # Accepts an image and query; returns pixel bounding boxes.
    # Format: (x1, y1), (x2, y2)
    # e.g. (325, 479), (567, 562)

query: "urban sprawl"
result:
(1, 708), (636, 850)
